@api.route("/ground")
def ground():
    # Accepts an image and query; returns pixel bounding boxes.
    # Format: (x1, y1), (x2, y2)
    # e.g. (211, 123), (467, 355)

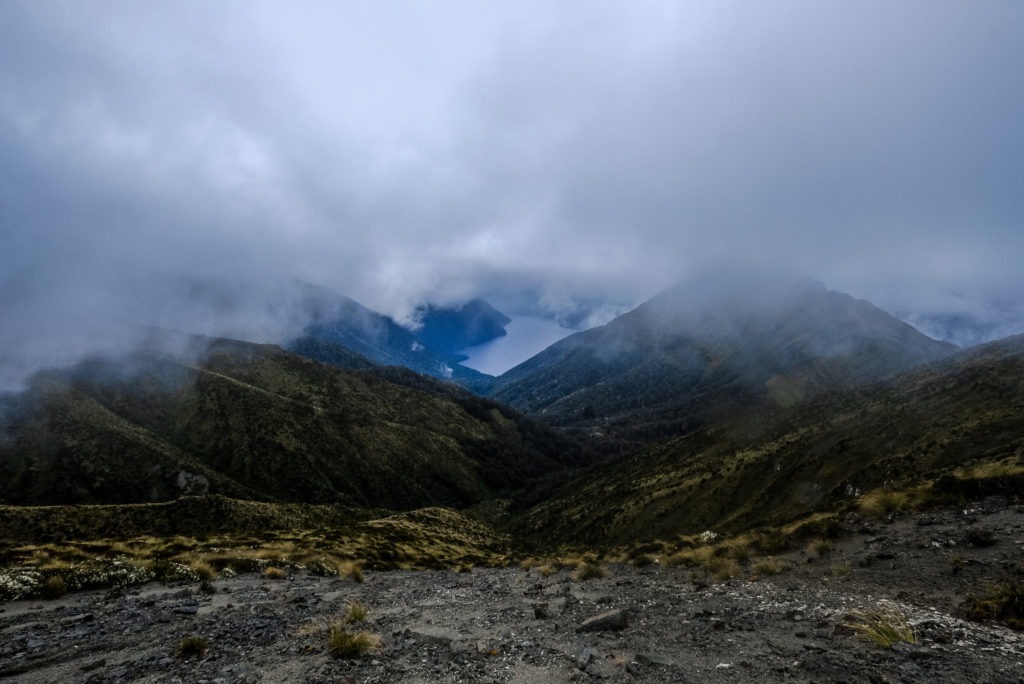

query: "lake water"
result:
(459, 315), (574, 376)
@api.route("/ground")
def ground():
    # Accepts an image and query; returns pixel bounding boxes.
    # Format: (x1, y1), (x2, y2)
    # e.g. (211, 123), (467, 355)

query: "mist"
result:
(2, 1), (1023, 390)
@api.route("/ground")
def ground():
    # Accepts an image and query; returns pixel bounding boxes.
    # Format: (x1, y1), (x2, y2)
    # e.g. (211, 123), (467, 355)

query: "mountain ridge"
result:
(489, 275), (957, 445)
(0, 335), (579, 509)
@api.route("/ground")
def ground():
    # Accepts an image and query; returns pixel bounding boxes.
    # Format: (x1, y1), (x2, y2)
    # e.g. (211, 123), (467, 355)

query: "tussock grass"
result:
(573, 561), (607, 581)
(630, 553), (657, 568)
(42, 575), (68, 599)
(175, 635), (209, 659)
(327, 624), (382, 658)
(750, 529), (791, 555)
(723, 537), (755, 563)
(668, 545), (738, 580)
(341, 561), (364, 583)
(706, 556), (740, 581)
(858, 489), (912, 519)
(346, 599), (368, 623)
(845, 607), (916, 648)
(666, 545), (716, 568)
(752, 557), (785, 576)
(263, 566), (288, 580)
(188, 560), (217, 581)
(963, 581), (1024, 630)
(627, 541), (666, 558)
(824, 562), (852, 577)
(964, 527), (997, 548)
(958, 460), (1024, 480)
(807, 539), (833, 558)
(535, 563), (556, 578)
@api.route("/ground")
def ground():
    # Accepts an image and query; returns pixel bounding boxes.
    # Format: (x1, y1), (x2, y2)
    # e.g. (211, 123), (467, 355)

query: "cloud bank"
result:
(2, 1), (1023, 387)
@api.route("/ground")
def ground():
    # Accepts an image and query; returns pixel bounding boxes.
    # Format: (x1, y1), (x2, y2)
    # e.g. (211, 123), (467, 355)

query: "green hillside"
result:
(0, 337), (578, 509)
(514, 335), (1024, 546)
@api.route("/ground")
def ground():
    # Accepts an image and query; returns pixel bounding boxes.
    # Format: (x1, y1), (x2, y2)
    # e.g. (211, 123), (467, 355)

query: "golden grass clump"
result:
(630, 554), (657, 568)
(174, 635), (209, 659)
(188, 560), (217, 581)
(667, 545), (738, 581)
(264, 566), (288, 580)
(723, 537), (755, 563)
(857, 489), (912, 519)
(963, 581), (1024, 630)
(807, 539), (833, 558)
(535, 563), (556, 578)
(346, 599), (368, 623)
(845, 607), (916, 648)
(327, 624), (382, 658)
(706, 556), (740, 582)
(43, 575), (68, 599)
(960, 461), (1024, 480)
(666, 545), (716, 568)
(573, 561), (607, 581)
(824, 562), (852, 578)
(752, 557), (785, 576)
(341, 561), (365, 583)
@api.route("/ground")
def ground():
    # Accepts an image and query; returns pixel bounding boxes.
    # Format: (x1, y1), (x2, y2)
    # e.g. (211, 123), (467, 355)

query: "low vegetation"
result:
(573, 561), (607, 581)
(807, 539), (833, 558)
(845, 607), (916, 649)
(346, 599), (368, 623)
(752, 557), (785, 576)
(174, 635), (209, 659)
(963, 581), (1024, 630)
(857, 489), (914, 519)
(42, 575), (68, 599)
(0, 503), (518, 600)
(264, 566), (288, 580)
(327, 624), (382, 658)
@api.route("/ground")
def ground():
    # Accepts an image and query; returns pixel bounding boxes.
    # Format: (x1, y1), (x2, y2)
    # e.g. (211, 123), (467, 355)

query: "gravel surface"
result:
(2, 503), (1023, 683)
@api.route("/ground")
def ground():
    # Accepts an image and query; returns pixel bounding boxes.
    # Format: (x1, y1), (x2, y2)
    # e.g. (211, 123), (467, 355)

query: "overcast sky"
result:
(2, 1), (1023, 385)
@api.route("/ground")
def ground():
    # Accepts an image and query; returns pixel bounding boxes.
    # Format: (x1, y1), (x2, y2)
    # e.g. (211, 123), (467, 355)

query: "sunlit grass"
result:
(573, 561), (607, 581)
(845, 607), (916, 648)
(346, 599), (368, 623)
(327, 624), (382, 658)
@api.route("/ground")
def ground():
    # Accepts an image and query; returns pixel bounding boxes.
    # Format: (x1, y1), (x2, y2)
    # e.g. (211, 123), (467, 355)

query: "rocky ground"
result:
(1, 501), (1023, 683)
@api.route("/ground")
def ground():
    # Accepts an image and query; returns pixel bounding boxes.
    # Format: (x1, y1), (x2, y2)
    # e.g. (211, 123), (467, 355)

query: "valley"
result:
(1, 278), (1023, 682)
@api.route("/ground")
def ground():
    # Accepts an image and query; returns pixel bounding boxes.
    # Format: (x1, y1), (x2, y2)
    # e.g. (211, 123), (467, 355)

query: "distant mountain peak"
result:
(489, 276), (958, 445)
(282, 286), (496, 391)
(410, 298), (511, 357)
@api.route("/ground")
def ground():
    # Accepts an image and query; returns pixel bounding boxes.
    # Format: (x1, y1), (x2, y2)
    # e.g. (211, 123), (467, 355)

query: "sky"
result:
(2, 1), (1023, 387)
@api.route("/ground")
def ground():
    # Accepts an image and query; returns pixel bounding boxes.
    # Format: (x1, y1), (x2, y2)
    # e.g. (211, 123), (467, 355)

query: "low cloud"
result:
(2, 1), (1023, 388)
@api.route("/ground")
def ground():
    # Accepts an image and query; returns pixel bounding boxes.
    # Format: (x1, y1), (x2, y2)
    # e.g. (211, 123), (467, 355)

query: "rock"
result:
(410, 625), (459, 648)
(636, 651), (678, 667)
(575, 643), (600, 669)
(79, 659), (105, 672)
(576, 609), (630, 633)
(474, 639), (501, 656)
(892, 641), (929, 659)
